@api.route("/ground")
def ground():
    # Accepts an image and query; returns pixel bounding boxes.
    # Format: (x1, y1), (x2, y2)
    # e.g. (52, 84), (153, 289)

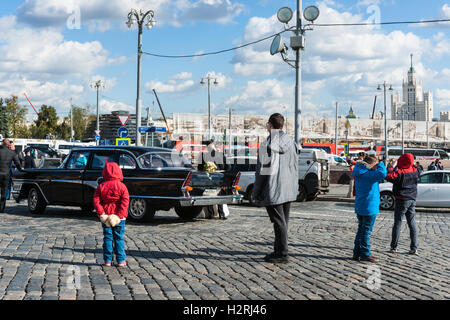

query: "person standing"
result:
(0, 139), (24, 213)
(352, 155), (387, 263)
(252, 113), (298, 263)
(414, 161), (423, 174)
(24, 151), (37, 169)
(435, 159), (444, 170)
(93, 162), (130, 267)
(387, 153), (420, 255)
(387, 158), (396, 174)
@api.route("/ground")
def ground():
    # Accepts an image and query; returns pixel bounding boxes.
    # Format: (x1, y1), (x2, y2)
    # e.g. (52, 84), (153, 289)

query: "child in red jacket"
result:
(93, 162), (130, 267)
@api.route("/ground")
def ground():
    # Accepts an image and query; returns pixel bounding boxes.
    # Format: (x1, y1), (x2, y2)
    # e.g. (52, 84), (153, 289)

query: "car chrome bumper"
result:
(129, 194), (243, 206)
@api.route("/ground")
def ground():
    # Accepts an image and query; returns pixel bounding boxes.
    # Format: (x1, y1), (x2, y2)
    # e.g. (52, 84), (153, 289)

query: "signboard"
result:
(117, 115), (130, 127)
(94, 129), (101, 136)
(116, 138), (131, 146)
(139, 126), (167, 133)
(344, 143), (349, 156)
(117, 127), (129, 138)
(95, 135), (100, 141)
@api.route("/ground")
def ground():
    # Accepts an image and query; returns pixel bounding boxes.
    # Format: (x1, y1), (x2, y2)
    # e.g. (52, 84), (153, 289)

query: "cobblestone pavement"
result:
(0, 199), (449, 300)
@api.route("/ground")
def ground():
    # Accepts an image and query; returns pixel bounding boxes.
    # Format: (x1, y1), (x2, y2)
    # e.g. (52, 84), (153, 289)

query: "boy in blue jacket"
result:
(352, 155), (387, 262)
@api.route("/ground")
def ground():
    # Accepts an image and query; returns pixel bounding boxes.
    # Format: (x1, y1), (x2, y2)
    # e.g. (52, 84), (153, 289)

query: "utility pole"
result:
(377, 81), (393, 165)
(200, 74), (218, 140)
(335, 102), (338, 155)
(70, 98), (74, 142)
(294, 0), (302, 147)
(90, 79), (104, 145)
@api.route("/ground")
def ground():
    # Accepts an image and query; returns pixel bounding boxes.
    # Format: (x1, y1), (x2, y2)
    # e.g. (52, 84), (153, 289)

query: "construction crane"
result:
(152, 89), (171, 135)
(371, 95), (377, 119)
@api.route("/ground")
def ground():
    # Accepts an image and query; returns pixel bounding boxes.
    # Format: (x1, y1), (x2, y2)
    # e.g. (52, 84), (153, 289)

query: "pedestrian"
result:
(352, 154), (387, 263)
(435, 159), (444, 170)
(201, 140), (227, 219)
(427, 161), (436, 171)
(387, 158), (396, 174)
(386, 153), (419, 255)
(252, 113), (298, 263)
(0, 139), (24, 213)
(93, 162), (130, 267)
(414, 161), (423, 174)
(24, 151), (37, 169)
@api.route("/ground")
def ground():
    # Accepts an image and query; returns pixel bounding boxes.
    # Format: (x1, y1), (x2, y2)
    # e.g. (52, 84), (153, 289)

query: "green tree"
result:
(56, 116), (71, 140)
(72, 104), (93, 141)
(30, 105), (59, 139)
(1, 96), (29, 138)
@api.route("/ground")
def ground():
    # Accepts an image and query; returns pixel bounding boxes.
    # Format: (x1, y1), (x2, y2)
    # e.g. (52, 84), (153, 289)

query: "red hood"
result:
(397, 153), (414, 169)
(102, 162), (123, 181)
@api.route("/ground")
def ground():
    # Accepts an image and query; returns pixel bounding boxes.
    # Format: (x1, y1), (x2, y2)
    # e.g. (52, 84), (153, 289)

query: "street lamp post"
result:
(126, 9), (156, 146)
(90, 80), (105, 145)
(397, 109), (409, 155)
(270, 3), (319, 147)
(377, 81), (393, 165)
(200, 74), (218, 140)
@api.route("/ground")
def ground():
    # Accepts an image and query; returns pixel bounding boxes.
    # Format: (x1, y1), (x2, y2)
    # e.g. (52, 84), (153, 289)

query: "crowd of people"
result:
(0, 121), (434, 266)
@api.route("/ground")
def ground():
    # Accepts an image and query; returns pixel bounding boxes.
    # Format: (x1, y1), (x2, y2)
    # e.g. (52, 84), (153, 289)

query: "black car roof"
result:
(70, 146), (175, 157)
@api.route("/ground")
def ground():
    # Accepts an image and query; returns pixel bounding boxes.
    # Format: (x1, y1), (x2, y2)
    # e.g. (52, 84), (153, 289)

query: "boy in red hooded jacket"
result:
(385, 153), (419, 255)
(93, 162), (130, 267)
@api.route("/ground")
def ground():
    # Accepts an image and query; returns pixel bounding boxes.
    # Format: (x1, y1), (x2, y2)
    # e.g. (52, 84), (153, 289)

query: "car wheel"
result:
(246, 185), (256, 206)
(174, 206), (203, 220)
(128, 198), (156, 221)
(28, 187), (46, 214)
(306, 192), (318, 201)
(380, 192), (395, 210)
(297, 184), (306, 202)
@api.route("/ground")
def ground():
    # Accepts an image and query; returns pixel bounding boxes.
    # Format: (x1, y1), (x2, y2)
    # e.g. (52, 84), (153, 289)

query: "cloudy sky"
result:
(1, 0), (450, 123)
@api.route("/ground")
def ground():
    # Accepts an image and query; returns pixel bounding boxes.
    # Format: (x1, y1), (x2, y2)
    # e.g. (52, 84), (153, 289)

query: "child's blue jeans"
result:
(102, 220), (126, 263)
(353, 214), (377, 258)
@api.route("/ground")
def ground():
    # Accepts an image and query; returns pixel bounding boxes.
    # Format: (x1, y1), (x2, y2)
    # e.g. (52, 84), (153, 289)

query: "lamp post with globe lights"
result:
(126, 9), (156, 146)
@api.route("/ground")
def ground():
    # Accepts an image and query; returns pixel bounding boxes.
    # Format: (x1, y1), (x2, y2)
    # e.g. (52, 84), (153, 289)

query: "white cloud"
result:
(16, 0), (244, 30)
(100, 99), (134, 114)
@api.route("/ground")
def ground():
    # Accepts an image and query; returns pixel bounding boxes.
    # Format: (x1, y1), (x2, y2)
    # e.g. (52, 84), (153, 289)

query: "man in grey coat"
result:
(252, 113), (299, 263)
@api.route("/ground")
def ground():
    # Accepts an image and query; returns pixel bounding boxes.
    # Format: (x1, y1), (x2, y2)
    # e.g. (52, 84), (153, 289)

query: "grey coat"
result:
(252, 130), (299, 206)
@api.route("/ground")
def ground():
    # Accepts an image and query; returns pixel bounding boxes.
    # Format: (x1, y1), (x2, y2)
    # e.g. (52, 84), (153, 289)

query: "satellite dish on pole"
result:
(270, 34), (287, 55)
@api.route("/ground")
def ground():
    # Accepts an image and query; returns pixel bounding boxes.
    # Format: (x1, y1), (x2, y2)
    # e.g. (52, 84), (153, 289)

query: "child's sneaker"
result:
(104, 262), (112, 267)
(117, 261), (127, 267)
(409, 249), (418, 255)
(389, 248), (397, 254)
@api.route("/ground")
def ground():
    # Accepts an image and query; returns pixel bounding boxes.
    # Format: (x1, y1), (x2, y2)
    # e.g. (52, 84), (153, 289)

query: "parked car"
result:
(379, 170), (450, 210)
(225, 156), (257, 205)
(24, 145), (61, 158)
(328, 154), (349, 166)
(223, 148), (330, 205)
(12, 146), (243, 221)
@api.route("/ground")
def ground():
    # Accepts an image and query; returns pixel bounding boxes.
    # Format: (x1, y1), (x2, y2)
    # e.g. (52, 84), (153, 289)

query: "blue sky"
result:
(1, 0), (450, 123)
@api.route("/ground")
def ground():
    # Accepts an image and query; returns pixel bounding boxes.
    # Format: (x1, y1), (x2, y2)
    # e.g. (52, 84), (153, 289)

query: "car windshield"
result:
(137, 152), (191, 169)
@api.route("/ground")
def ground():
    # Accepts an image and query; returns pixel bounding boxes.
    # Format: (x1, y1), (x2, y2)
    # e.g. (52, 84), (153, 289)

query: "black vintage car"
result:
(12, 146), (243, 221)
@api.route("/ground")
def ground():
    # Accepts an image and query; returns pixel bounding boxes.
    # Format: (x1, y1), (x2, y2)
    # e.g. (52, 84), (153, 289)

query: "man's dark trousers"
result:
(391, 199), (418, 251)
(0, 174), (9, 213)
(266, 203), (291, 256)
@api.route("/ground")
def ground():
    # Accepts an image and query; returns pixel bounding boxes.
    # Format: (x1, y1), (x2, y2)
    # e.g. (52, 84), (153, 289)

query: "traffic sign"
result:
(95, 135), (100, 141)
(139, 126), (167, 133)
(117, 127), (129, 138)
(116, 138), (131, 146)
(94, 129), (101, 136)
(117, 115), (130, 127)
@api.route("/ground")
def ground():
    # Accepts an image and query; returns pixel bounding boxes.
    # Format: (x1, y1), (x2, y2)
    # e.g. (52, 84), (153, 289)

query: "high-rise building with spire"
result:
(391, 54), (433, 121)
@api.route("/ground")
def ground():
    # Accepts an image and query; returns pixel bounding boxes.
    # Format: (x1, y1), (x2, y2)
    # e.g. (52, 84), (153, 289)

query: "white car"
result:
(379, 170), (450, 210)
(328, 154), (349, 166)
(225, 156), (257, 205)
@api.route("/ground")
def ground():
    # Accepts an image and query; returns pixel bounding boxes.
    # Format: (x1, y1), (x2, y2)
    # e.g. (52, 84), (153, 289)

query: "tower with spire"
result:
(391, 54), (433, 122)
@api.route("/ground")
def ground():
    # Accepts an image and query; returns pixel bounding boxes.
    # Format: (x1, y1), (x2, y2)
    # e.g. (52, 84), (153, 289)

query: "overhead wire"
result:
(141, 18), (450, 59)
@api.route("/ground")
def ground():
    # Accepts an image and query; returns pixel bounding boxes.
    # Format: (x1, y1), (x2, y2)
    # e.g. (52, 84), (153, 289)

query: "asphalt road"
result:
(0, 199), (448, 300)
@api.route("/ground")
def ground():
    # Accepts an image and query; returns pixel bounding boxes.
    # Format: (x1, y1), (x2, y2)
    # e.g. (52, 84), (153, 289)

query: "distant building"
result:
(391, 54), (433, 121)
(346, 106), (357, 119)
(440, 111), (450, 122)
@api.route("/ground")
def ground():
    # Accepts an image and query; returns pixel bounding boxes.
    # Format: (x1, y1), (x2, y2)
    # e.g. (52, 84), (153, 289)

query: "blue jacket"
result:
(352, 161), (387, 216)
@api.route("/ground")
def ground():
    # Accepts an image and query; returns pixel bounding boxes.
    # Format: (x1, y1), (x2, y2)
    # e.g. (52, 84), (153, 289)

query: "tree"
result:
(30, 105), (59, 139)
(56, 116), (71, 140)
(72, 104), (93, 141)
(1, 96), (29, 138)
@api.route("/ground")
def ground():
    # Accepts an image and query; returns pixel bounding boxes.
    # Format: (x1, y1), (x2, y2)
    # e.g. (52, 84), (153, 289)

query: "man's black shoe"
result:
(352, 256), (360, 262)
(264, 253), (289, 263)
